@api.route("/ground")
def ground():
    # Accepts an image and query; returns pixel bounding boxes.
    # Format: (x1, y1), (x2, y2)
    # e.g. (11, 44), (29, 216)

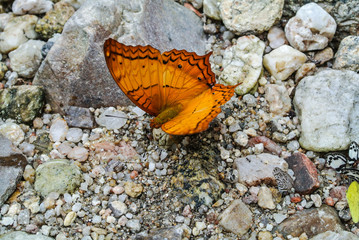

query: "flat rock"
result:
(333, 36), (359, 72)
(0, 231), (54, 240)
(235, 153), (288, 186)
(33, 0), (206, 113)
(0, 85), (45, 123)
(276, 205), (343, 238)
(285, 152), (319, 195)
(219, 35), (265, 95)
(63, 106), (94, 128)
(220, 0), (284, 34)
(293, 69), (359, 151)
(311, 230), (359, 240)
(135, 225), (189, 240)
(34, 159), (82, 197)
(218, 199), (253, 236)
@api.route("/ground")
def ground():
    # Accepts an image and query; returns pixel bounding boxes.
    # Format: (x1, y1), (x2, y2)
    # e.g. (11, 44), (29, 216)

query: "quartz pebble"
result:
(63, 211), (77, 226)
(8, 40), (45, 78)
(0, 122), (25, 146)
(49, 118), (69, 142)
(263, 45), (307, 81)
(12, 0), (53, 15)
(124, 182), (143, 198)
(285, 3), (336, 52)
(268, 26), (287, 49)
(257, 186), (275, 209)
(219, 35), (265, 95)
(109, 201), (127, 217)
(66, 128), (83, 142)
(67, 146), (88, 162)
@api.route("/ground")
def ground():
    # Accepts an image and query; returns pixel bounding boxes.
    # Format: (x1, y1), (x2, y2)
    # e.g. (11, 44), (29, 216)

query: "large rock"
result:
(0, 134), (27, 207)
(0, 231), (54, 240)
(33, 0), (206, 113)
(235, 153), (288, 186)
(276, 205), (343, 238)
(293, 69), (359, 151)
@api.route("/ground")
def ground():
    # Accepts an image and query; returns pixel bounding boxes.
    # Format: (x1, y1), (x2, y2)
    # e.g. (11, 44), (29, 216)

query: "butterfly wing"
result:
(325, 153), (348, 171)
(347, 180), (359, 223)
(159, 49), (216, 108)
(349, 141), (359, 164)
(161, 84), (236, 135)
(104, 38), (164, 116)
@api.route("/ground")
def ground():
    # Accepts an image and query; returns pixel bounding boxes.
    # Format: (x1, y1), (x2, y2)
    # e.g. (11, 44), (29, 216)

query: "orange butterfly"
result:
(104, 38), (238, 135)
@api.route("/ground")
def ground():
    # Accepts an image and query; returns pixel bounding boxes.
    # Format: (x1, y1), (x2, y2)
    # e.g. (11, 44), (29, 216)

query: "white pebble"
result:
(66, 128), (83, 142)
(49, 118), (69, 142)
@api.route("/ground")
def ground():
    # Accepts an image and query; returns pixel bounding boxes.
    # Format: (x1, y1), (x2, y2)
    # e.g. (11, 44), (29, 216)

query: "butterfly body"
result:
(104, 38), (238, 135)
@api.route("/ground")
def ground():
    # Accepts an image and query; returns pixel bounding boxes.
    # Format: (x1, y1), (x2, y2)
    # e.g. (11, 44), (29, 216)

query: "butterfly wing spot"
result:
(178, 64), (182, 68)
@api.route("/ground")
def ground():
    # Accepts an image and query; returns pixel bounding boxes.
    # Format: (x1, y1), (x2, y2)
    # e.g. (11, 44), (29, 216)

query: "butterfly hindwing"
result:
(349, 141), (359, 164)
(161, 84), (236, 135)
(325, 153), (348, 171)
(347, 181), (359, 223)
(273, 167), (294, 194)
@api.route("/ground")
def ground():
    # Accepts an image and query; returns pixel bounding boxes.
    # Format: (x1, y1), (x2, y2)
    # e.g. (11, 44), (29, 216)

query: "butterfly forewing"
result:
(325, 153), (348, 171)
(160, 49), (215, 108)
(104, 39), (164, 116)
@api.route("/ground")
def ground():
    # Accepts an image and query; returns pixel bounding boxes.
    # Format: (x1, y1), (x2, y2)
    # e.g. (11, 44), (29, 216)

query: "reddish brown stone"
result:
(284, 153), (320, 194)
(291, 196), (302, 203)
(329, 186), (347, 201)
(324, 197), (335, 206)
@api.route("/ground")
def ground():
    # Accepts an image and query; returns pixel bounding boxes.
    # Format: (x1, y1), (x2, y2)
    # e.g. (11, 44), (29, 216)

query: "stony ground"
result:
(0, 0), (359, 240)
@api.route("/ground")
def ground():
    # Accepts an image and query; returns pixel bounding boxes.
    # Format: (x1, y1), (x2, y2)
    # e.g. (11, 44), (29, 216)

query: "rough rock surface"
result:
(220, 0), (284, 34)
(293, 69), (359, 151)
(276, 205), (343, 238)
(0, 85), (45, 123)
(333, 36), (359, 72)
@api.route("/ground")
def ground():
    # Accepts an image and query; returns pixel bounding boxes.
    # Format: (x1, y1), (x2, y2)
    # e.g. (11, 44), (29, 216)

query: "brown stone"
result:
(285, 152), (319, 194)
(276, 205), (343, 238)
